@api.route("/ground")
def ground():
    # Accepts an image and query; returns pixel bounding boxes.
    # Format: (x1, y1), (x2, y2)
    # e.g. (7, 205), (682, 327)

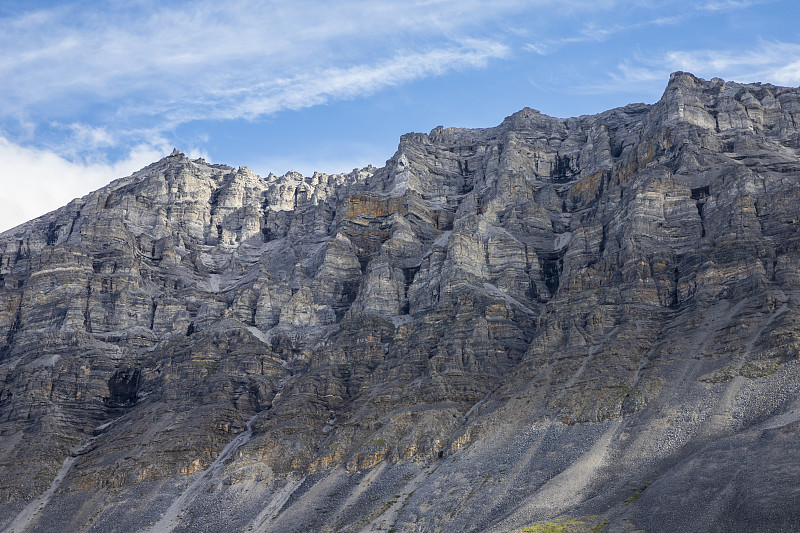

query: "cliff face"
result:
(2, 72), (800, 532)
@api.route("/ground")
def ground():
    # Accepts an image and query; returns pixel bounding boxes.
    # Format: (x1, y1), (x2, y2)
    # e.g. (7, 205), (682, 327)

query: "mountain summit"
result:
(2, 73), (800, 532)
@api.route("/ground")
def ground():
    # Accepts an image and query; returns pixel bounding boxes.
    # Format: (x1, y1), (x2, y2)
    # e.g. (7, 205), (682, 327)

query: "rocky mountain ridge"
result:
(1, 72), (800, 532)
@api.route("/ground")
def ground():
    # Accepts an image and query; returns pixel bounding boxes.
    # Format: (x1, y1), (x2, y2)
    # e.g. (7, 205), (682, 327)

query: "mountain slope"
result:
(2, 72), (800, 532)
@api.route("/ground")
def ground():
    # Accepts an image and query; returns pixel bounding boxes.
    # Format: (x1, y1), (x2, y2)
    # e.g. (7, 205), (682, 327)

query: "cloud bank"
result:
(0, 0), (795, 231)
(0, 137), (198, 232)
(0, 1), (521, 131)
(0, 0), (524, 231)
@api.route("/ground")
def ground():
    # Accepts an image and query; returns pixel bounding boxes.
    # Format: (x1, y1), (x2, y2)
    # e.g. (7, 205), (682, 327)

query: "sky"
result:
(1, 0), (799, 232)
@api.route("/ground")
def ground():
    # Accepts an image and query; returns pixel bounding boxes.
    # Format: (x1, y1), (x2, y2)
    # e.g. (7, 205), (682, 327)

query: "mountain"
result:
(2, 72), (800, 532)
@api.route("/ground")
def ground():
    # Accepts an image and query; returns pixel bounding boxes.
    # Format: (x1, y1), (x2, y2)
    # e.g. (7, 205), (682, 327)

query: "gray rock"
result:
(2, 72), (800, 532)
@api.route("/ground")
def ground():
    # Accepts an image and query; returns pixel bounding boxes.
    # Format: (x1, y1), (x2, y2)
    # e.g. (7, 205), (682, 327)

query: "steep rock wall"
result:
(1, 73), (800, 532)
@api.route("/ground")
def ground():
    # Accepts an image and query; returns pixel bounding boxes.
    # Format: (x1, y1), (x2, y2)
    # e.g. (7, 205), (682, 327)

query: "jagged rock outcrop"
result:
(2, 72), (800, 532)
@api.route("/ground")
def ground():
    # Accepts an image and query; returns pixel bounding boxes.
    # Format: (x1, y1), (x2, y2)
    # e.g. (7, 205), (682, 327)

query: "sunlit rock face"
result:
(2, 72), (800, 532)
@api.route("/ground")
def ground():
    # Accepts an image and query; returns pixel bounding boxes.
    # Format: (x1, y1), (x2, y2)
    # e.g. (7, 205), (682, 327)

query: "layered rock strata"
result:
(1, 72), (800, 532)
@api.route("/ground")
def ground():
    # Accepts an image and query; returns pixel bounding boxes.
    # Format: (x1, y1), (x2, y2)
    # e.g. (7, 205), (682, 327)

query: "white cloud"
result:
(0, 0), (524, 177)
(580, 40), (800, 96)
(1, 0), (660, 130)
(0, 0), (793, 233)
(0, 137), (184, 233)
(0, 1), (527, 231)
(661, 43), (800, 85)
(65, 124), (116, 150)
(222, 41), (510, 120)
(522, 14), (674, 56)
(521, 0), (780, 58)
(697, 0), (772, 11)
(0, 1), (521, 121)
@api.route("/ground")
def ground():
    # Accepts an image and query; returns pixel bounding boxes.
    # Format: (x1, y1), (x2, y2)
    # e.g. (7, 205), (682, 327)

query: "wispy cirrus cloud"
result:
(588, 40), (800, 95)
(0, 0), (794, 232)
(661, 43), (800, 84)
(698, 0), (774, 11)
(0, 0), (657, 136)
(523, 22), (638, 56)
(522, 0), (781, 57)
(0, 0), (520, 231)
(229, 42), (508, 118)
(0, 1), (518, 128)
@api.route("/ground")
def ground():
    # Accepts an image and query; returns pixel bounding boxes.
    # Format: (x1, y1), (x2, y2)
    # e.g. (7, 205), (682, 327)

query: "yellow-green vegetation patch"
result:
(700, 358), (782, 383)
(375, 495), (399, 519)
(740, 359), (780, 379)
(698, 364), (738, 384)
(33, 466), (50, 481)
(625, 481), (650, 505)
(191, 360), (218, 373)
(513, 515), (608, 532)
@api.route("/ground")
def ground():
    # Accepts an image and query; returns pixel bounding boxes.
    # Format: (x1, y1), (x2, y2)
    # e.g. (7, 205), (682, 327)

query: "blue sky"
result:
(1, 0), (799, 231)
